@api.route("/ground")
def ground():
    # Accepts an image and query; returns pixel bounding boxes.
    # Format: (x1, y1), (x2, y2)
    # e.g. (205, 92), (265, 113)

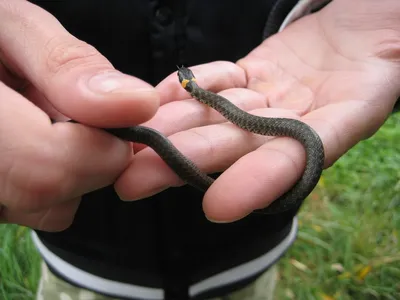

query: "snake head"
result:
(177, 66), (197, 92)
(177, 66), (195, 81)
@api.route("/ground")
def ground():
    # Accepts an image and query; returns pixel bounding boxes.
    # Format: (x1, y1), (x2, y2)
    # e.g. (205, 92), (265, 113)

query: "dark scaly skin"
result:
(67, 120), (213, 190)
(103, 126), (214, 190)
(177, 67), (325, 213)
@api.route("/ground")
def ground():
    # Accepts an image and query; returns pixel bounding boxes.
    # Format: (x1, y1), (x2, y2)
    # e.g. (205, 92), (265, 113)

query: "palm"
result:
(237, 6), (399, 166)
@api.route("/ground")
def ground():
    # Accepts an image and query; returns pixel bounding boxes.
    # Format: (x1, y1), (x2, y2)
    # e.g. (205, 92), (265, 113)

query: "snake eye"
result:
(177, 71), (184, 83)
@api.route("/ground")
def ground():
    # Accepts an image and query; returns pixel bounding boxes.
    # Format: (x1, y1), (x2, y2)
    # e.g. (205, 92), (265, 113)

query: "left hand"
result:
(114, 0), (400, 222)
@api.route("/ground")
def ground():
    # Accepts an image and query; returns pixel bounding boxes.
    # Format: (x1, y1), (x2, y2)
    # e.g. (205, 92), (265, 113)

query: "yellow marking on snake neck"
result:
(181, 78), (197, 88)
(181, 79), (189, 88)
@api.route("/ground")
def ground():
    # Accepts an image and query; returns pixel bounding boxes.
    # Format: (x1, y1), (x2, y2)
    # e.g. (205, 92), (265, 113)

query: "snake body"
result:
(81, 66), (324, 214)
(176, 67), (325, 213)
(103, 125), (214, 191)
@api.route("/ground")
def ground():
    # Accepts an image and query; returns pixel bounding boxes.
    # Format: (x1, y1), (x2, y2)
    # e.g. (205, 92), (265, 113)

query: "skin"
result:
(0, 0), (399, 229)
(0, 0), (160, 230)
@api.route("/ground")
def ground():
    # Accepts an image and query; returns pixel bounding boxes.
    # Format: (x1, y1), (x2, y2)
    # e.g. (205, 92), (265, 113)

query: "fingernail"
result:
(87, 71), (148, 94)
(117, 186), (168, 202)
(205, 212), (251, 223)
(205, 216), (231, 223)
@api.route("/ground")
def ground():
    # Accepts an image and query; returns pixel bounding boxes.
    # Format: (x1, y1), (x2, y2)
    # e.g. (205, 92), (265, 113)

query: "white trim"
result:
(280, 0), (332, 32)
(31, 232), (165, 300)
(189, 217), (297, 297)
(32, 218), (297, 299)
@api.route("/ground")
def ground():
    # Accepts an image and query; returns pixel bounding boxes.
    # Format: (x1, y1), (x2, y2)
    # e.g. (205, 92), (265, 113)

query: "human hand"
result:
(115, 0), (400, 222)
(0, 1), (159, 230)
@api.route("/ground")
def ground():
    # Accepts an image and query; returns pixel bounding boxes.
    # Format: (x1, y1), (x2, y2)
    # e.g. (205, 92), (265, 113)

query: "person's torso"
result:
(30, 1), (301, 299)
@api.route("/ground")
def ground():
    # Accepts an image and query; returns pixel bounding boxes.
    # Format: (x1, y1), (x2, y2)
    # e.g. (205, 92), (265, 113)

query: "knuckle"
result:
(44, 36), (110, 75)
(22, 174), (67, 211)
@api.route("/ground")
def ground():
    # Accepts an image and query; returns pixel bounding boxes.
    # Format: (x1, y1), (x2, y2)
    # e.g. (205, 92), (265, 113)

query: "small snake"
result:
(70, 66), (324, 214)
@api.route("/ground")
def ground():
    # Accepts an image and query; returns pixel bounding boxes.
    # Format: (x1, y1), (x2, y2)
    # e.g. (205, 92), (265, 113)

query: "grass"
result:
(0, 226), (41, 300)
(1, 113), (399, 300)
(276, 113), (400, 300)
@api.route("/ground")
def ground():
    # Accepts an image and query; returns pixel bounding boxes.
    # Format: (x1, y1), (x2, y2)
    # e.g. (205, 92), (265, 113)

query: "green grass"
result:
(276, 113), (400, 300)
(1, 114), (399, 300)
(0, 226), (41, 300)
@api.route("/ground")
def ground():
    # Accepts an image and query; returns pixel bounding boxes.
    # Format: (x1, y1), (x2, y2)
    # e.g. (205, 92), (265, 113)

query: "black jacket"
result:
(30, 0), (315, 299)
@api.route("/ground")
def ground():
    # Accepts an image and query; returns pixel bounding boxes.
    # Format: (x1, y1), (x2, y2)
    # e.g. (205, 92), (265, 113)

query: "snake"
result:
(71, 66), (325, 214)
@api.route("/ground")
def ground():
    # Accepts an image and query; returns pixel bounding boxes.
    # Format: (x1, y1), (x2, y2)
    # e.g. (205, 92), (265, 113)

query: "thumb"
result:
(0, 0), (159, 127)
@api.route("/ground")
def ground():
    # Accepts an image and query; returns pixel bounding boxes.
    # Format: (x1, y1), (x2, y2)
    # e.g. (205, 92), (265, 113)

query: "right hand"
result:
(0, 0), (159, 231)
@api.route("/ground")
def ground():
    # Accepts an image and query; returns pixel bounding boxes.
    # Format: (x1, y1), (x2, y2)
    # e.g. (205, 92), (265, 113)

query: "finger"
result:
(0, 197), (81, 232)
(0, 60), (23, 90)
(0, 1), (159, 127)
(156, 61), (247, 105)
(115, 108), (299, 200)
(0, 82), (132, 212)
